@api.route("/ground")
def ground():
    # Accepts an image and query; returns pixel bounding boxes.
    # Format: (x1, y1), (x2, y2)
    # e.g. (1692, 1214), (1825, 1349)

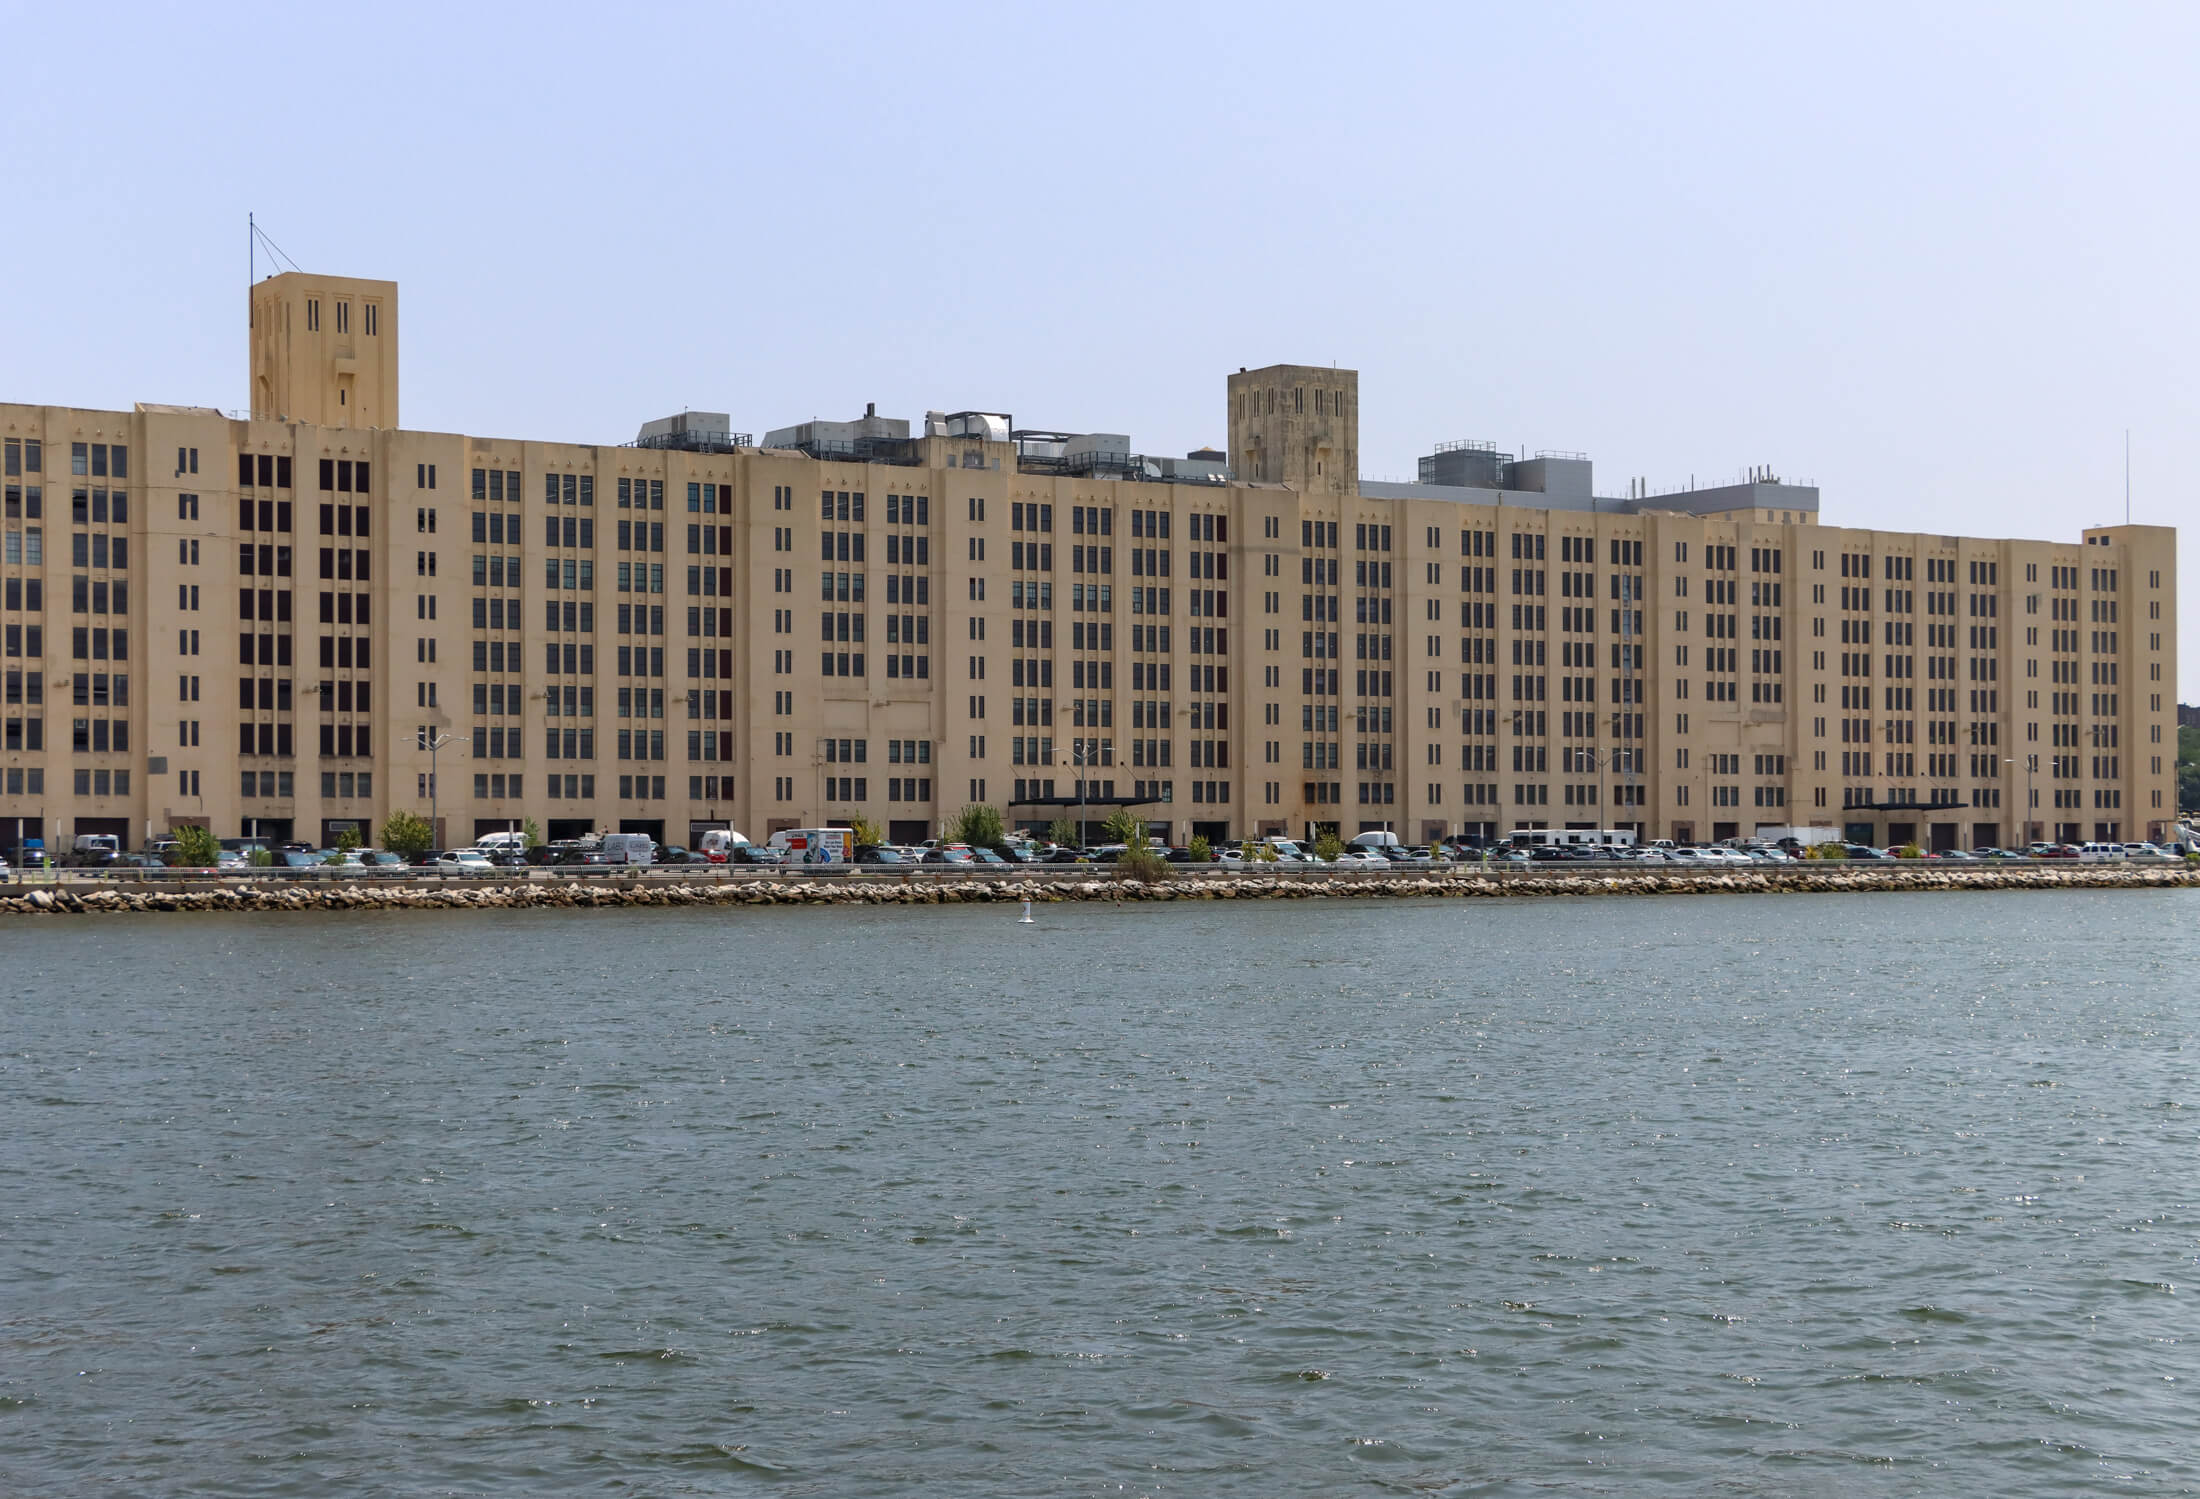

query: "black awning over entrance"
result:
(1004, 795), (1155, 808)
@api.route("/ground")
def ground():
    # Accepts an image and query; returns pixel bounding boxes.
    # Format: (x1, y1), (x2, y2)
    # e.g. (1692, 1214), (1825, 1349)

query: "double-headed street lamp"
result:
(421, 730), (460, 848)
(1072, 738), (1094, 845)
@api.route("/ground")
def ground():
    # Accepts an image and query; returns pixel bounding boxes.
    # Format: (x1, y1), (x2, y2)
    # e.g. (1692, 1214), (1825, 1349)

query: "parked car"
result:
(853, 845), (909, 865)
(921, 846), (976, 865)
(435, 848), (497, 875)
(530, 841), (607, 867)
(968, 846), (1011, 865)
(64, 835), (122, 869)
(363, 851), (411, 874)
(1331, 848), (1389, 868)
(2036, 843), (2080, 860)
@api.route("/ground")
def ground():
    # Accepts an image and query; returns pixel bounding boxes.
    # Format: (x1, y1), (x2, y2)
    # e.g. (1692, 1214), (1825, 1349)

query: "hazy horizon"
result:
(4, 1), (2191, 695)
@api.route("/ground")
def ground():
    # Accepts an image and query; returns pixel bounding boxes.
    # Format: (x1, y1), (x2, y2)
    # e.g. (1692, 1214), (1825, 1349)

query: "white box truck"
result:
(768, 828), (849, 864)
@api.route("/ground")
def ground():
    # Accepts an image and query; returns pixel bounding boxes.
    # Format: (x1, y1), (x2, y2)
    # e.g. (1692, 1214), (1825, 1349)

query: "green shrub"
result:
(1101, 807), (1144, 846)
(170, 824), (220, 868)
(1313, 832), (1344, 863)
(1048, 817), (1078, 847)
(381, 810), (434, 858)
(1240, 839), (1278, 863)
(1116, 844), (1171, 882)
(946, 803), (1006, 850)
(1186, 835), (1212, 863)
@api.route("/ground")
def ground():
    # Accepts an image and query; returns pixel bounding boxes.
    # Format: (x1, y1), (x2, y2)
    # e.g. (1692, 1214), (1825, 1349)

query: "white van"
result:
(599, 832), (656, 865)
(475, 830), (528, 851)
(2077, 841), (2126, 864)
(768, 828), (849, 864)
(698, 829), (756, 863)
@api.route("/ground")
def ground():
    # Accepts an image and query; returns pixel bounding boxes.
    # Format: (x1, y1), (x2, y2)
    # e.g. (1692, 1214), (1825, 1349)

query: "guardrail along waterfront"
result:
(0, 860), (2194, 914)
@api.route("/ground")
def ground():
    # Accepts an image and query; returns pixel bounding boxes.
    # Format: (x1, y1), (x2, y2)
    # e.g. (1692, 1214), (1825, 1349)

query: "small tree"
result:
(947, 803), (1007, 850)
(382, 809), (434, 859)
(846, 815), (885, 849)
(248, 848), (274, 868)
(1186, 834), (1212, 863)
(1101, 807), (1144, 846)
(1313, 832), (1345, 863)
(171, 824), (220, 868)
(1048, 816), (1078, 848)
(1895, 842), (1923, 860)
(1808, 842), (1847, 860)
(522, 818), (543, 849)
(1240, 839), (1278, 863)
(336, 827), (362, 853)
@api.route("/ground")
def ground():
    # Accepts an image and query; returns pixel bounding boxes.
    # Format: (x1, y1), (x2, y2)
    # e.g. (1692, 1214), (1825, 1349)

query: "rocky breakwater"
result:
(0, 863), (2195, 917)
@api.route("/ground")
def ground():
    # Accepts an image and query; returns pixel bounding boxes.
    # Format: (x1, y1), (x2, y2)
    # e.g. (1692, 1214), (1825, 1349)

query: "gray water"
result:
(3, 891), (2197, 1496)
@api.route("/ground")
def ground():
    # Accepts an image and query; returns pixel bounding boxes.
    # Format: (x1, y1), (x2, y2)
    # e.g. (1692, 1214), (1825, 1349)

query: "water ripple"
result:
(1, 889), (2196, 1495)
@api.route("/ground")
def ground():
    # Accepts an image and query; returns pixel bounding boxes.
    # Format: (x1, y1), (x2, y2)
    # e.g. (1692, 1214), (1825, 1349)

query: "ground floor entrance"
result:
(74, 816), (129, 845)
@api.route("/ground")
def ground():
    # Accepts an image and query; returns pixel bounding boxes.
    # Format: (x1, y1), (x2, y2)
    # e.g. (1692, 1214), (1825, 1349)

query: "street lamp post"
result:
(422, 730), (459, 849)
(1072, 739), (1090, 846)
(2026, 752), (2037, 848)
(2004, 757), (2016, 850)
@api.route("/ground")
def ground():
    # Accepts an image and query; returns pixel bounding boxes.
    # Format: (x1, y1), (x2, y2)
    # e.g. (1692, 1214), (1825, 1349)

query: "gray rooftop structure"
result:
(1372, 440), (1819, 518)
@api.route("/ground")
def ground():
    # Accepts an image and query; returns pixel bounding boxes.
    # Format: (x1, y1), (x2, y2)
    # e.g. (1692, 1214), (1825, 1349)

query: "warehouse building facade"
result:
(0, 273), (2178, 856)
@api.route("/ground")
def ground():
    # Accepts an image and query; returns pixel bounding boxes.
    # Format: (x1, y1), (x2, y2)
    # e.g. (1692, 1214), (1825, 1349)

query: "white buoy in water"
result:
(1018, 898), (1035, 924)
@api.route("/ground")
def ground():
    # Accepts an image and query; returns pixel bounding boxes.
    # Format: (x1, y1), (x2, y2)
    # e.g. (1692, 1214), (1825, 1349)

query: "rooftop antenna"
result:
(247, 214), (302, 283)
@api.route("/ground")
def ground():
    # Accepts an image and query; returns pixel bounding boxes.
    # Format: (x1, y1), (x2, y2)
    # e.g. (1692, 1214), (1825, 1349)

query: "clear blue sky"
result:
(5, 1), (2193, 696)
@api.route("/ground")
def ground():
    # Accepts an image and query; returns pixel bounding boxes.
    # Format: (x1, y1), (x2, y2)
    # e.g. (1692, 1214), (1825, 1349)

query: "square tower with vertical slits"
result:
(1227, 364), (1357, 498)
(248, 272), (398, 430)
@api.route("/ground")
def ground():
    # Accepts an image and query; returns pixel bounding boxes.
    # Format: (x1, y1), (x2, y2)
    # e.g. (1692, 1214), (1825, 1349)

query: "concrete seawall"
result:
(2, 863), (2195, 915)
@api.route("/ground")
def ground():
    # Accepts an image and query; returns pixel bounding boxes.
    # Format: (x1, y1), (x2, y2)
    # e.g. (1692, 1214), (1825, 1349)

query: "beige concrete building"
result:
(0, 273), (2179, 858)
